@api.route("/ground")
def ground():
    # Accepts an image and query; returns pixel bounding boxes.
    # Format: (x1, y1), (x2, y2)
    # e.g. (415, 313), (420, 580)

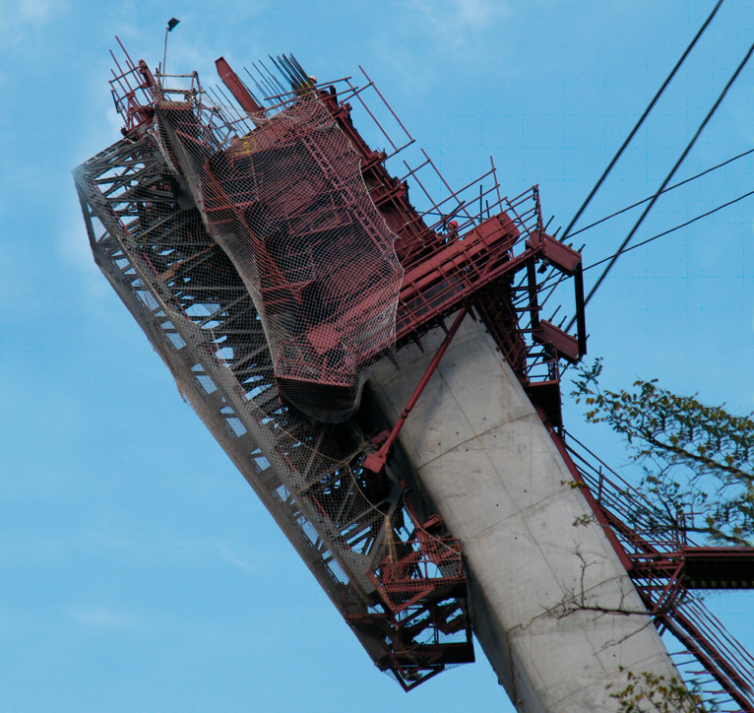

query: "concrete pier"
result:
(370, 314), (682, 712)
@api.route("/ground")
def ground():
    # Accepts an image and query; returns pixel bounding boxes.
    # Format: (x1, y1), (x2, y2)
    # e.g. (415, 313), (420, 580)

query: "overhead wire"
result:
(530, 1), (727, 346)
(565, 34), (754, 332)
(548, 148), (754, 311)
(567, 146), (754, 240)
(583, 188), (754, 271)
(560, 0), (725, 242)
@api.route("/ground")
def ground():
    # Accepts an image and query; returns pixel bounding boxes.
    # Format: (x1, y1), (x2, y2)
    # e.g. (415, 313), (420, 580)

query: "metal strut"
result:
(363, 307), (468, 474)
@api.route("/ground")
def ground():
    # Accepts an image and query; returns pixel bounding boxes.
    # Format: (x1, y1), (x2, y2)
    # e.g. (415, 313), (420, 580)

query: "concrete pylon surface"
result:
(369, 314), (682, 712)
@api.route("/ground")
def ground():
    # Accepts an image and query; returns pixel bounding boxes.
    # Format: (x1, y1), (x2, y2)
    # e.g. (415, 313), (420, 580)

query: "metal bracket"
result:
(363, 308), (468, 474)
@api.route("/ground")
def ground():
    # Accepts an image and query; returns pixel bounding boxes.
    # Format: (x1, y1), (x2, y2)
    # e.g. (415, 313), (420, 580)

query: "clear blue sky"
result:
(1, 1), (753, 712)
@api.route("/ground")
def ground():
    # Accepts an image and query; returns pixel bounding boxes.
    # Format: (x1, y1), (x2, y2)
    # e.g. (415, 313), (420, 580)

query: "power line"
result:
(567, 146), (754, 240)
(569, 35), (754, 330)
(583, 188), (754, 271)
(560, 0), (724, 242)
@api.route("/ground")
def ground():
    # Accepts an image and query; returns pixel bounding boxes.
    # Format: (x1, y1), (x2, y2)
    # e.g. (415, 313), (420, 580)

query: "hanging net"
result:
(155, 91), (403, 423)
(77, 53), (476, 688)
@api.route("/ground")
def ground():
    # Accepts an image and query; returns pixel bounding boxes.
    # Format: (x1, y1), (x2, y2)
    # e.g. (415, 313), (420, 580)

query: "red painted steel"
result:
(154, 92), (404, 422)
(363, 308), (468, 474)
(216, 57), (264, 115)
(101, 45), (590, 690)
(532, 320), (580, 364)
(101, 45), (754, 707)
(683, 547), (754, 587)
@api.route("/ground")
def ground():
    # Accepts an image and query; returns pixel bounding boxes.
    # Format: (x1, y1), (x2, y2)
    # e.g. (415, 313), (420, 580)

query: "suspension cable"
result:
(567, 146), (754, 240)
(568, 36), (754, 331)
(583, 188), (754, 271)
(560, 0), (724, 242)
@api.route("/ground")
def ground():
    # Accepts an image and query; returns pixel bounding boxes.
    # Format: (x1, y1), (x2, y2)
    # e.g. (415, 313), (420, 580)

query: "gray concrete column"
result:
(369, 315), (682, 712)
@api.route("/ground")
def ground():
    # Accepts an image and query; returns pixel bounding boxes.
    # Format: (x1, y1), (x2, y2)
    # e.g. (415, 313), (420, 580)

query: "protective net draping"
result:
(76, 117), (471, 687)
(155, 92), (403, 424)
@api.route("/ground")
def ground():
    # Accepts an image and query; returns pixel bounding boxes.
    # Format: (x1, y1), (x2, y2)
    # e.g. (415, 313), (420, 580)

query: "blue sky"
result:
(1, 1), (754, 712)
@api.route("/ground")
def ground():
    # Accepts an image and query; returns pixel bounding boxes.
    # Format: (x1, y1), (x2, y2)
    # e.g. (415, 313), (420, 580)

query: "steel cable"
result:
(584, 188), (754, 271)
(568, 34), (754, 331)
(567, 146), (754, 240)
(560, 0), (725, 242)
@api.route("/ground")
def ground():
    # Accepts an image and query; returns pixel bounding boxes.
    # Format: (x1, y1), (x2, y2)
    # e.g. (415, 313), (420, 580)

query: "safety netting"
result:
(78, 51), (477, 688)
(154, 90), (403, 424)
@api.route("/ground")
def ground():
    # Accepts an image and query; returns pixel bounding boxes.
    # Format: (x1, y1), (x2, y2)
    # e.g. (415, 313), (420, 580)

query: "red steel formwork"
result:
(81, 42), (590, 691)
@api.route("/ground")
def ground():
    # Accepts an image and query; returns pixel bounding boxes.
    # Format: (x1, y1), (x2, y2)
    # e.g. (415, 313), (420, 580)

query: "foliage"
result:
(571, 359), (754, 545)
(608, 669), (714, 713)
